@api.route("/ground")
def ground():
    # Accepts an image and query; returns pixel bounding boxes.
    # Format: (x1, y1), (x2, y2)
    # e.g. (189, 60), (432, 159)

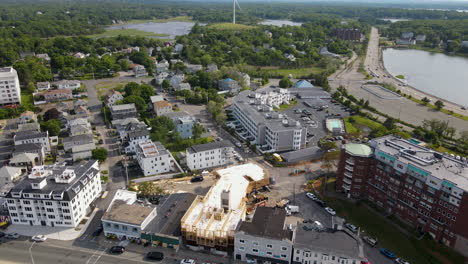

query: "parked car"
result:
(315, 199), (326, 207)
(190, 176), (204, 183)
(360, 258), (372, 264)
(31, 235), (47, 242)
(92, 226), (103, 237)
(363, 236), (377, 247)
(0, 231), (5, 238)
(394, 258), (410, 264)
(5, 233), (20, 239)
(380, 248), (396, 259)
(98, 139), (104, 144)
(110, 246), (125, 254)
(324, 207), (336, 216)
(181, 259), (195, 264)
(344, 223), (358, 233)
(147, 251), (164, 261)
(234, 142), (242, 148)
(305, 192), (317, 201)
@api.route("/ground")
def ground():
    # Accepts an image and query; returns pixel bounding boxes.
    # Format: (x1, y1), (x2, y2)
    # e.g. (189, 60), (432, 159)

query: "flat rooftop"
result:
(102, 200), (154, 226)
(238, 207), (292, 240)
(111, 103), (136, 111)
(137, 141), (168, 157)
(370, 135), (468, 191)
(344, 143), (373, 157)
(187, 140), (233, 154)
(294, 224), (360, 259)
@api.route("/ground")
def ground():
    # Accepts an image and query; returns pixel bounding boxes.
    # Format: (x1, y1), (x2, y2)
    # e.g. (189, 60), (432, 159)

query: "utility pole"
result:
(293, 183), (296, 204)
(233, 0), (236, 24)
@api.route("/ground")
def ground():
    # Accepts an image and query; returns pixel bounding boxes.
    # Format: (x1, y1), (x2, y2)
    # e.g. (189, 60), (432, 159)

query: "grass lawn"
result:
(116, 16), (193, 25)
(207, 23), (257, 30)
(402, 95), (468, 121)
(343, 117), (360, 134)
(345, 115), (382, 131)
(261, 67), (325, 78)
(21, 92), (33, 106)
(396, 74), (405, 79)
(275, 99), (298, 112)
(96, 81), (128, 97)
(87, 28), (170, 39)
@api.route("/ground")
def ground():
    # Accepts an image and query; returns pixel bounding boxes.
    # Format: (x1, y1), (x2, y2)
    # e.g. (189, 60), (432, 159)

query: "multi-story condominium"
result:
(0, 67), (21, 106)
(14, 131), (51, 153)
(234, 207), (294, 264)
(55, 80), (81, 90)
(36, 82), (51, 91)
(293, 223), (364, 264)
(336, 135), (468, 256)
(133, 65), (148, 78)
(163, 111), (195, 139)
(124, 129), (150, 154)
(186, 140), (234, 170)
(181, 163), (269, 253)
(232, 88), (306, 152)
(106, 90), (124, 107)
(5, 160), (102, 227)
(153, 100), (173, 116)
(135, 141), (173, 177)
(111, 103), (137, 120)
(102, 189), (156, 240)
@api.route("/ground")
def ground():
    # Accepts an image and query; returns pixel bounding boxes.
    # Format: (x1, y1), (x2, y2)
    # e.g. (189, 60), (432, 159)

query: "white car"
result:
(324, 207), (336, 216)
(305, 192), (317, 201)
(5, 233), (20, 239)
(31, 235), (47, 242)
(395, 258), (410, 264)
(181, 259), (195, 264)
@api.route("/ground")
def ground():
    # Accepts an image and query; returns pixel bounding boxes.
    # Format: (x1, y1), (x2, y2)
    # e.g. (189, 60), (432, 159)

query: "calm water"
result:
(107, 22), (203, 39)
(380, 18), (411, 23)
(383, 48), (468, 106)
(259, 20), (302, 27)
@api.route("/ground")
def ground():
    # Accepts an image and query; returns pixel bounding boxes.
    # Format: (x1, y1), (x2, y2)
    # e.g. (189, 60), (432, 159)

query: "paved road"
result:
(329, 27), (468, 134)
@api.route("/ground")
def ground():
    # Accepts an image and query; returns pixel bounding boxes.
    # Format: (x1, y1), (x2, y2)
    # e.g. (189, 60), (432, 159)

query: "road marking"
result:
(29, 242), (36, 264)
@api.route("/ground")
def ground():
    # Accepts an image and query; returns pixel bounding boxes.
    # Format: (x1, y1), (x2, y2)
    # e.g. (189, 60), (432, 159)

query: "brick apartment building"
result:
(332, 28), (362, 41)
(336, 135), (468, 256)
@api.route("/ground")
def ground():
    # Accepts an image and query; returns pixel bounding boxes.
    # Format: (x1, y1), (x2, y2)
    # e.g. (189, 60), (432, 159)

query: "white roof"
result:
(0, 166), (22, 179)
(150, 95), (164, 103)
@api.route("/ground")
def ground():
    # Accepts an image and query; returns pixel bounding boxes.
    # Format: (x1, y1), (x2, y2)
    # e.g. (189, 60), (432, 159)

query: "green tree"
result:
(193, 123), (205, 139)
(123, 95), (146, 112)
(279, 77), (293, 88)
(40, 119), (61, 136)
(92, 148), (108, 162)
(383, 117), (396, 130)
(421, 97), (431, 105)
(434, 100), (444, 110)
(162, 79), (170, 90)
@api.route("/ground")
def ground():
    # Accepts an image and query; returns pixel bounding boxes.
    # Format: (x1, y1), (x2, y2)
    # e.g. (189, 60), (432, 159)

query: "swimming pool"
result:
(409, 138), (421, 145)
(326, 118), (345, 133)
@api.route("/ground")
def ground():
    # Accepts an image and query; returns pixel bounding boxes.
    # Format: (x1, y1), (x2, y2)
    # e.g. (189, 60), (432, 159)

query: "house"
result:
(241, 73), (251, 88)
(17, 122), (40, 133)
(153, 100), (173, 116)
(156, 60), (169, 74)
(36, 89), (73, 102)
(461, 41), (468, 48)
(9, 153), (40, 172)
(5, 160), (102, 227)
(124, 129), (150, 154)
(169, 74), (185, 89)
(36, 82), (51, 91)
(396, 39), (416, 45)
(73, 99), (87, 107)
(18, 111), (37, 124)
(73, 52), (86, 59)
(133, 65), (148, 78)
(111, 104), (137, 120)
(14, 131), (51, 153)
(136, 141), (174, 177)
(293, 224), (365, 264)
(102, 189), (157, 240)
(63, 134), (94, 151)
(319, 47), (340, 58)
(415, 34), (427, 42)
(70, 123), (92, 136)
(186, 140), (234, 171)
(13, 143), (45, 164)
(401, 32), (414, 39)
(206, 64), (218, 73)
(150, 95), (164, 103)
(174, 44), (184, 53)
(112, 118), (148, 141)
(0, 167), (23, 188)
(67, 117), (90, 129)
(154, 72), (169, 85)
(55, 80), (81, 90)
(218, 78), (241, 94)
(19, 52), (35, 58)
(106, 90), (124, 107)
(74, 105), (88, 116)
(175, 83), (191, 91)
(181, 163), (269, 253)
(162, 111), (195, 139)
(284, 53), (296, 62)
(35, 53), (51, 63)
(185, 64), (203, 74)
(71, 143), (95, 161)
(142, 192), (197, 250)
(0, 67), (21, 106)
(234, 207), (294, 264)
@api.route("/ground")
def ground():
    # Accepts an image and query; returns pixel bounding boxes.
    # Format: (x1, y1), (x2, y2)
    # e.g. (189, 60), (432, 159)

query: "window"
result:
(281, 254), (287, 258)
(281, 247), (288, 251)
(253, 241), (259, 246)
(267, 244), (273, 248)
(239, 247), (245, 251)
(239, 239), (245, 243)
(252, 249), (258, 253)
(267, 252), (272, 255)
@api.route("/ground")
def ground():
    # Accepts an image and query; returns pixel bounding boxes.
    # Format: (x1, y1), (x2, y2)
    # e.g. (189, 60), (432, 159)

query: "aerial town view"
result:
(0, 0), (468, 264)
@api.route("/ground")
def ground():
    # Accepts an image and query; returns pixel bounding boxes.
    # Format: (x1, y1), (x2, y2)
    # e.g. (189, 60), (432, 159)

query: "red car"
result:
(361, 259), (371, 264)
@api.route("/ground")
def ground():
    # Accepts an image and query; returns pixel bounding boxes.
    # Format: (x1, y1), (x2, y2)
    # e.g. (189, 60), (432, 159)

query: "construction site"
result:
(180, 163), (270, 254)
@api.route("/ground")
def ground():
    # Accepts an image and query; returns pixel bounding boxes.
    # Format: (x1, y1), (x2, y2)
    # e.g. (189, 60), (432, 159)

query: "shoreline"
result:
(379, 47), (467, 110)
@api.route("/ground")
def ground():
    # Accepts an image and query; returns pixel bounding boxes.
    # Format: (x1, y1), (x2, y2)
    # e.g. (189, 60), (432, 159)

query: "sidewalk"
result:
(6, 208), (98, 240)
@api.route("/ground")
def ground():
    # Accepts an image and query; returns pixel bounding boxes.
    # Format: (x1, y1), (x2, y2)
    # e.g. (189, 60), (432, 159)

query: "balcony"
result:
(343, 178), (352, 185)
(343, 184), (351, 191)
(344, 172), (353, 179)
(346, 158), (355, 166)
(345, 165), (354, 172)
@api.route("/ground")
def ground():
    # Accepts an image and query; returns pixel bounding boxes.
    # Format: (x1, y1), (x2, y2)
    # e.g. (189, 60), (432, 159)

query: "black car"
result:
(109, 246), (125, 254)
(92, 226), (103, 237)
(315, 199), (326, 207)
(147, 251), (164, 261)
(190, 176), (204, 183)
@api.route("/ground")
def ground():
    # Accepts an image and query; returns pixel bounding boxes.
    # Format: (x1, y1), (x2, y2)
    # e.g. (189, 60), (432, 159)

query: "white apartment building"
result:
(234, 207), (294, 264)
(135, 141), (173, 177)
(14, 131), (51, 153)
(124, 130), (150, 154)
(186, 140), (234, 170)
(5, 160), (102, 227)
(0, 67), (21, 106)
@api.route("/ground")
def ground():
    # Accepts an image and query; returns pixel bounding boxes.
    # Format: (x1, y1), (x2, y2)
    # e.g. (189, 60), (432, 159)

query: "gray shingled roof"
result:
(187, 140), (233, 154)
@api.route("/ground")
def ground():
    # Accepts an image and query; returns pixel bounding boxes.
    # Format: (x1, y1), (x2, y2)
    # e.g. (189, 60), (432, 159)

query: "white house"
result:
(0, 67), (21, 106)
(124, 129), (150, 154)
(55, 80), (81, 90)
(36, 82), (51, 91)
(101, 189), (156, 240)
(186, 140), (234, 171)
(133, 65), (148, 78)
(135, 141), (173, 177)
(5, 160), (102, 227)
(106, 90), (124, 107)
(14, 131), (51, 153)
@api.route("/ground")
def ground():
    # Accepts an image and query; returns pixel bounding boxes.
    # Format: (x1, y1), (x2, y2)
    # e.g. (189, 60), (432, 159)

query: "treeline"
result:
(382, 19), (468, 53)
